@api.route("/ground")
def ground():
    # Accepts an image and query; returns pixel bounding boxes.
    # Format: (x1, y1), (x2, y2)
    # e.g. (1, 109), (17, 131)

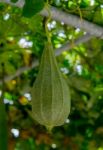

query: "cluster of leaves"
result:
(0, 0), (103, 150)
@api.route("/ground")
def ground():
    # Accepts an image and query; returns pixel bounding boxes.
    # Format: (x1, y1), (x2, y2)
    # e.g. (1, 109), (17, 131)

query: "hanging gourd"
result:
(31, 3), (71, 131)
(31, 42), (71, 131)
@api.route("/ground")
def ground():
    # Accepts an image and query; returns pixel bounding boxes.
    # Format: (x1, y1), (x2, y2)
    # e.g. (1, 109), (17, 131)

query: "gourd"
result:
(31, 43), (71, 131)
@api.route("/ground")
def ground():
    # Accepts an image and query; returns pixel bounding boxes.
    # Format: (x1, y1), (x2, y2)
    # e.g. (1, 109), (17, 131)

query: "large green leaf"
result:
(15, 139), (36, 150)
(22, 0), (45, 17)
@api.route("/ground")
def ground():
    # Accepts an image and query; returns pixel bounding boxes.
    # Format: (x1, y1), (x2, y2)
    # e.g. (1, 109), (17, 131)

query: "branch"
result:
(41, 7), (103, 38)
(55, 33), (92, 55)
(0, 34), (92, 84)
(0, 0), (25, 7)
(0, 0), (103, 38)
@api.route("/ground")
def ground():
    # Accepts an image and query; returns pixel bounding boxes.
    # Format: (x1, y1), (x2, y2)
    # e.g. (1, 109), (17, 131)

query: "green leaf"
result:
(22, 0), (45, 18)
(10, 0), (18, 3)
(68, 76), (91, 93)
(15, 139), (36, 150)
(93, 8), (103, 25)
(79, 0), (90, 8)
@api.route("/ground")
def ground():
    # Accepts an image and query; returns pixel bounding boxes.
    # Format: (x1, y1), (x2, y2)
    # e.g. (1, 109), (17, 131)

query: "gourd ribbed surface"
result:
(31, 43), (71, 130)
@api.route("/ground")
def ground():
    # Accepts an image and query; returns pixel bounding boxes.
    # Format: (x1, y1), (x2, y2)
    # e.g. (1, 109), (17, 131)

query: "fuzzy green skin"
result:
(31, 44), (71, 130)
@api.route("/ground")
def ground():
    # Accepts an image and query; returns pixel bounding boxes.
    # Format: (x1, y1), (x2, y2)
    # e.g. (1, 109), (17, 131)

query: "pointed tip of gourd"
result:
(46, 125), (53, 133)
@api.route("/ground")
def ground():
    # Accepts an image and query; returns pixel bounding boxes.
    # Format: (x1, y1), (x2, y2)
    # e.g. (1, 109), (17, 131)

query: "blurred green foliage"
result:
(0, 0), (103, 150)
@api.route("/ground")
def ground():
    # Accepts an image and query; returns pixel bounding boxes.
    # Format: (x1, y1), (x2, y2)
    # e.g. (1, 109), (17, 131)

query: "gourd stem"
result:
(46, 125), (53, 133)
(45, 1), (52, 45)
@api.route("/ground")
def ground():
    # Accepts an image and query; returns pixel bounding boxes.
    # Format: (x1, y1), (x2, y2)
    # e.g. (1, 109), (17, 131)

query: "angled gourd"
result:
(31, 43), (71, 130)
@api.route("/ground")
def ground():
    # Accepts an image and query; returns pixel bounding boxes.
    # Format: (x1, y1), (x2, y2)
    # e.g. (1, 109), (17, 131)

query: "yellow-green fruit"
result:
(31, 43), (71, 130)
